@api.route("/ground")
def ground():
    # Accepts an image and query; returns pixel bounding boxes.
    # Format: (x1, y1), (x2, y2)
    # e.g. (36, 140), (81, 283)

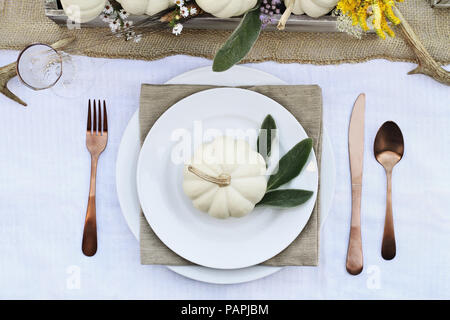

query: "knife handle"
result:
(346, 186), (363, 275)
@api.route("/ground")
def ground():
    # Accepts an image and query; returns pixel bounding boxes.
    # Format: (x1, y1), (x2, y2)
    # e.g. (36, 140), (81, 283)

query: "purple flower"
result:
(259, 0), (282, 28)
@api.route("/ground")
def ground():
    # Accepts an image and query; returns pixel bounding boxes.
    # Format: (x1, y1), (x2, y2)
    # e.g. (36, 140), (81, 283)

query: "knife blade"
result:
(346, 93), (365, 275)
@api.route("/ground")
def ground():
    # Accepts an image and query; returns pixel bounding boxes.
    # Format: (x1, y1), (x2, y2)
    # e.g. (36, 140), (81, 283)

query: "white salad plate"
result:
(116, 66), (336, 283)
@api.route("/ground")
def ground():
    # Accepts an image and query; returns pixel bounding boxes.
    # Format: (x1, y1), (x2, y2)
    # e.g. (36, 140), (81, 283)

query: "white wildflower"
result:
(109, 19), (120, 32)
(189, 7), (197, 15)
(101, 13), (112, 23)
(180, 6), (189, 17)
(123, 20), (133, 29)
(125, 31), (135, 41)
(172, 23), (183, 35)
(174, 0), (184, 7)
(119, 9), (129, 20)
(103, 2), (114, 14)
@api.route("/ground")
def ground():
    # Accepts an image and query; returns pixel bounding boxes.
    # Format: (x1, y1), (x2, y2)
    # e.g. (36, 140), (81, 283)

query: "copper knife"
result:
(346, 93), (365, 275)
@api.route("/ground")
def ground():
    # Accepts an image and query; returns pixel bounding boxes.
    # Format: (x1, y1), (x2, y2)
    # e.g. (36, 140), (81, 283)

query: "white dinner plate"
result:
(116, 66), (336, 283)
(137, 87), (319, 269)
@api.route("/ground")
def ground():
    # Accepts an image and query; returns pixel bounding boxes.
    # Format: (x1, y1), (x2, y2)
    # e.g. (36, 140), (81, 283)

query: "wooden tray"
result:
(45, 0), (340, 32)
(430, 0), (450, 8)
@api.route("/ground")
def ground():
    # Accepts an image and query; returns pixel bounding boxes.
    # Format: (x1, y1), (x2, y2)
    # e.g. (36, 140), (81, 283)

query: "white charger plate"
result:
(116, 66), (336, 283)
(137, 87), (319, 269)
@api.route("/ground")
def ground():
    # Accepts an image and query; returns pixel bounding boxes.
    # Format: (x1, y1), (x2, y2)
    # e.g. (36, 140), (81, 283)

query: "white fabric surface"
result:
(0, 49), (449, 299)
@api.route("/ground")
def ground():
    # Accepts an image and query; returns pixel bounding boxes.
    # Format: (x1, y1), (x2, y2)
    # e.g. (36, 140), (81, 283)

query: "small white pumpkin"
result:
(279, 0), (338, 29)
(116, 0), (175, 16)
(291, 0), (337, 17)
(183, 136), (267, 219)
(61, 0), (107, 23)
(196, 0), (258, 18)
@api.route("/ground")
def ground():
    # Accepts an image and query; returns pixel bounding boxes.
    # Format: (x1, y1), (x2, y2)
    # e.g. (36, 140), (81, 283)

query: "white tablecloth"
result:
(0, 49), (449, 299)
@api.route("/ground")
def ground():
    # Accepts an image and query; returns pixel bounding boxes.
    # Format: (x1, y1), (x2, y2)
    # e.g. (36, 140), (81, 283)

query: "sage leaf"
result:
(267, 138), (313, 191)
(212, 7), (262, 72)
(257, 114), (277, 161)
(257, 189), (314, 207)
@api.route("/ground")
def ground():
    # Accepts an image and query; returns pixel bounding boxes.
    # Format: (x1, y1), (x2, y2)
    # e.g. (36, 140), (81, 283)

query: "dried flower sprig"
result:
(101, 0), (202, 41)
(101, 0), (142, 42)
(336, 0), (404, 39)
(165, 0), (201, 35)
(336, 13), (362, 39)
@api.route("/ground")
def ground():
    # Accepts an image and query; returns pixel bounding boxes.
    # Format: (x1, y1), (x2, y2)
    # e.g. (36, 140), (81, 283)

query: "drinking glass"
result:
(16, 43), (62, 90)
(17, 43), (96, 98)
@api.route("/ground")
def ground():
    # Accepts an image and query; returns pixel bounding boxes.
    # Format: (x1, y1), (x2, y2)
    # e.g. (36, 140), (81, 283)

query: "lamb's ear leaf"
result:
(257, 114), (277, 161)
(212, 7), (262, 72)
(257, 189), (314, 207)
(267, 138), (313, 191)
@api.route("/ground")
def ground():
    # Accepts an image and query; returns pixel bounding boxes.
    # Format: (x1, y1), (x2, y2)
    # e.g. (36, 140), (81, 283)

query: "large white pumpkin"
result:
(183, 136), (267, 219)
(116, 0), (175, 16)
(196, 0), (258, 18)
(61, 0), (107, 23)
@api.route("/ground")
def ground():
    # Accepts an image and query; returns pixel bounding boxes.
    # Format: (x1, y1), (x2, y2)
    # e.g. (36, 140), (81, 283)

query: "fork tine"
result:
(103, 100), (108, 133)
(87, 100), (92, 132)
(93, 100), (97, 134)
(98, 100), (102, 135)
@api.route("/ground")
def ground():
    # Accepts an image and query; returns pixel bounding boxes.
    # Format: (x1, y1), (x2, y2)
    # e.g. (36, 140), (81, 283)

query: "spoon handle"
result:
(382, 170), (396, 260)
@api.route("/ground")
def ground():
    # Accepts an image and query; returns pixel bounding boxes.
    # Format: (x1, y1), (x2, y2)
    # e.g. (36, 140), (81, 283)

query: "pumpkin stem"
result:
(277, 0), (295, 30)
(188, 165), (231, 187)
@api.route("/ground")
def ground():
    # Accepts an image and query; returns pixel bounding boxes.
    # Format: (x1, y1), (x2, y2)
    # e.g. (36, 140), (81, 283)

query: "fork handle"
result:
(82, 156), (98, 257)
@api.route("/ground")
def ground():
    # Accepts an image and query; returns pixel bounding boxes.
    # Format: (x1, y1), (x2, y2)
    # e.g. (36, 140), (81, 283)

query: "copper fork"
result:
(82, 100), (108, 257)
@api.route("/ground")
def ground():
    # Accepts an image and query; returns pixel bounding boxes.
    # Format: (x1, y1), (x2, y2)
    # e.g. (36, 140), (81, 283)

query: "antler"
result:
(393, 6), (450, 86)
(0, 62), (26, 106)
(0, 37), (76, 107)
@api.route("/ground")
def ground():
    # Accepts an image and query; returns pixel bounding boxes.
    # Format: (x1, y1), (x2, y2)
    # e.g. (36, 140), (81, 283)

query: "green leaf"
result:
(267, 138), (313, 191)
(212, 7), (262, 72)
(257, 114), (277, 161)
(257, 189), (314, 207)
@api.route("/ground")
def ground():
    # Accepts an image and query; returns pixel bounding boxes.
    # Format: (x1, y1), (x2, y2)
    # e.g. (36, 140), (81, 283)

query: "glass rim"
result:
(16, 43), (63, 91)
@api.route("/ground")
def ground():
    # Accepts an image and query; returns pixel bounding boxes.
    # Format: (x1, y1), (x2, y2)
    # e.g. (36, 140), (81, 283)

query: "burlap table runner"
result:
(139, 84), (323, 266)
(0, 1), (448, 65)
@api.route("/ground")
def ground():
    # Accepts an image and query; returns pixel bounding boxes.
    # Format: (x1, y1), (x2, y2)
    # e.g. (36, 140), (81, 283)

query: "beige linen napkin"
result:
(139, 84), (323, 266)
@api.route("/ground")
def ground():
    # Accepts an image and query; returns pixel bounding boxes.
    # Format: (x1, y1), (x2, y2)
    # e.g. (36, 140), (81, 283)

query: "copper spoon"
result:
(374, 121), (404, 260)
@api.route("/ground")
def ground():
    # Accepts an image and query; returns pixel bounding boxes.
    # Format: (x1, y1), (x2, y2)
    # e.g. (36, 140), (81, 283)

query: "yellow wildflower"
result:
(336, 0), (404, 39)
(357, 5), (369, 31)
(383, 0), (401, 25)
(372, 1), (384, 39)
(381, 16), (395, 37)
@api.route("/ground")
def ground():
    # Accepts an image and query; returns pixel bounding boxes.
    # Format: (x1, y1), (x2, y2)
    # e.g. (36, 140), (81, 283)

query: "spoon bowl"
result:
(374, 121), (404, 260)
(374, 122), (404, 166)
